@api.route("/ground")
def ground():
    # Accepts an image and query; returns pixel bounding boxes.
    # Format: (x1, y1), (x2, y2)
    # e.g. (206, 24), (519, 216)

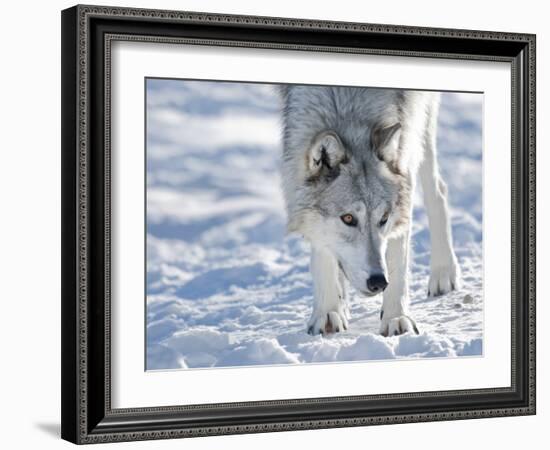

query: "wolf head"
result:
(279, 85), (414, 296)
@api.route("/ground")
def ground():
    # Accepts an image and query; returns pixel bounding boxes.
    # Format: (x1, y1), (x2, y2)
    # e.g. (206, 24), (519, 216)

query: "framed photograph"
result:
(61, 4), (536, 444)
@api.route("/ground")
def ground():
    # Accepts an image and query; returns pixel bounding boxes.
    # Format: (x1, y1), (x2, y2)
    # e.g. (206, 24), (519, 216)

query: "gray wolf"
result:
(279, 85), (461, 336)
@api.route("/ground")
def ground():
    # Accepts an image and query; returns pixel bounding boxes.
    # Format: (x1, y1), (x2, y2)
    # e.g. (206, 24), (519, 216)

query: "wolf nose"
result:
(367, 274), (388, 293)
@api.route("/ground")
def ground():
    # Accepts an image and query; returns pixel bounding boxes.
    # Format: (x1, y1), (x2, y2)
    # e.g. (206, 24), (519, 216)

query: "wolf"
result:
(279, 85), (461, 337)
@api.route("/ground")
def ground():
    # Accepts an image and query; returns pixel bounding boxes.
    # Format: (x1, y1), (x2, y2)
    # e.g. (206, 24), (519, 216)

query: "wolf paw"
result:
(307, 309), (349, 335)
(428, 258), (461, 297)
(379, 315), (419, 337)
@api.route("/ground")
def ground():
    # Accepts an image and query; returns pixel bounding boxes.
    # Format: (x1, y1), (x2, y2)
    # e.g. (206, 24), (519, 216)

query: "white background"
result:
(113, 43), (510, 408)
(0, 0), (544, 448)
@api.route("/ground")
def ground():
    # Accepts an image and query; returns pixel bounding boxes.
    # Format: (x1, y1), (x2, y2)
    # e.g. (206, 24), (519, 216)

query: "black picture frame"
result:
(61, 4), (536, 444)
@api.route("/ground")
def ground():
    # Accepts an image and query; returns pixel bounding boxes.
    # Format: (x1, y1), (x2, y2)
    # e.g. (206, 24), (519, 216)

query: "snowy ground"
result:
(145, 79), (483, 370)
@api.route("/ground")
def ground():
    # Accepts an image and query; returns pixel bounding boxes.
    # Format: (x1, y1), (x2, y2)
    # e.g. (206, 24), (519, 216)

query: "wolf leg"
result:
(307, 246), (349, 335)
(379, 231), (418, 336)
(420, 106), (461, 297)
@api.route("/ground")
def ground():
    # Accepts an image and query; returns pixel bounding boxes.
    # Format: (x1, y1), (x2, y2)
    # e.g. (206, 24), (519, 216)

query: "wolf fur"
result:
(279, 85), (461, 336)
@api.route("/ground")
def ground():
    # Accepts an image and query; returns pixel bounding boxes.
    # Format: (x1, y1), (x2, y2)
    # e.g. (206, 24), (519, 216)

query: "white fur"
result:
(379, 229), (417, 336)
(307, 246), (349, 335)
(279, 86), (461, 336)
(419, 105), (462, 296)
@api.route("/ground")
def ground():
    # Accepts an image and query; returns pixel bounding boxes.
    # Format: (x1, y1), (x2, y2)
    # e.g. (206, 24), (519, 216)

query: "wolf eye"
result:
(379, 211), (390, 227)
(340, 214), (357, 227)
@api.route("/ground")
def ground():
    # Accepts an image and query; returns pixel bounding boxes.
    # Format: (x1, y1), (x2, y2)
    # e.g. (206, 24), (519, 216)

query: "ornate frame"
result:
(61, 4), (536, 444)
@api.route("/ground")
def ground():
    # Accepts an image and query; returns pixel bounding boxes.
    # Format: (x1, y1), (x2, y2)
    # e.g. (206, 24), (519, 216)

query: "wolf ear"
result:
(371, 122), (401, 164)
(306, 131), (347, 179)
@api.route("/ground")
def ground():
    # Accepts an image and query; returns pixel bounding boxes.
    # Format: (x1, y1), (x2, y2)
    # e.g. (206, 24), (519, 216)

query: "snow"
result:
(145, 79), (483, 370)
